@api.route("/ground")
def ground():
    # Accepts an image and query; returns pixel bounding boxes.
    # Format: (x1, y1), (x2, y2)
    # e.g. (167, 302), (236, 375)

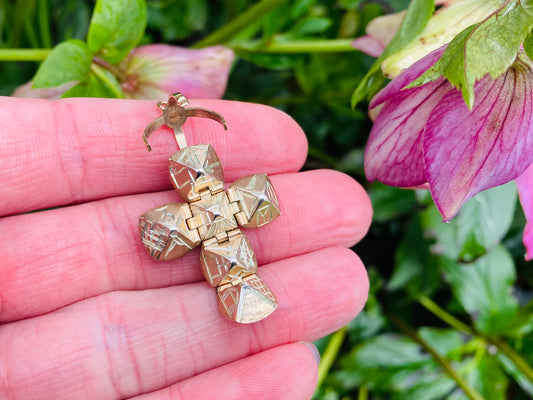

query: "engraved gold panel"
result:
(228, 174), (280, 228)
(139, 203), (200, 261)
(217, 274), (277, 323)
(168, 144), (224, 202)
(200, 231), (257, 287)
(189, 192), (238, 240)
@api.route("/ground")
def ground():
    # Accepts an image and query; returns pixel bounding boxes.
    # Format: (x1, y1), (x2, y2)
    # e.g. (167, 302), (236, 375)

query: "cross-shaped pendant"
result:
(138, 93), (280, 323)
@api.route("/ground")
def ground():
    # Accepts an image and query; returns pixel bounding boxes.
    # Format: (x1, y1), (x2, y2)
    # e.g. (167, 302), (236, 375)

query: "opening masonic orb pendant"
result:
(138, 93), (280, 323)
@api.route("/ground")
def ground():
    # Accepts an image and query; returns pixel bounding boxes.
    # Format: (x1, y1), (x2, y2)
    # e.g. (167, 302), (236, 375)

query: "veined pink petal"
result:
(517, 163), (533, 260)
(120, 44), (234, 100)
(424, 54), (533, 221)
(365, 77), (450, 186)
(370, 47), (445, 109)
(365, 47), (449, 187)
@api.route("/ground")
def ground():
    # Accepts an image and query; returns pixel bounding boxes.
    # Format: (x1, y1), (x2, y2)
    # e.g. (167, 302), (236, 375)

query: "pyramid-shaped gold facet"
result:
(168, 144), (224, 201)
(228, 174), (280, 228)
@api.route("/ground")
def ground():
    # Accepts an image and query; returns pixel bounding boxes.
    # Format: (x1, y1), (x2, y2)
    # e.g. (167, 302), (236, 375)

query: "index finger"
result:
(0, 97), (307, 216)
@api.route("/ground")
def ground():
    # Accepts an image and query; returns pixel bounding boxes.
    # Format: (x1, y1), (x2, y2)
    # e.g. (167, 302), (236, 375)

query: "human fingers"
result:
(0, 169), (371, 322)
(131, 342), (319, 400)
(0, 97), (307, 216)
(0, 247), (368, 400)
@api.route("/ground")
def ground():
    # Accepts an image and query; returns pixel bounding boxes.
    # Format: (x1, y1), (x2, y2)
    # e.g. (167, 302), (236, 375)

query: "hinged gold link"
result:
(216, 271), (255, 290)
(226, 186), (248, 226)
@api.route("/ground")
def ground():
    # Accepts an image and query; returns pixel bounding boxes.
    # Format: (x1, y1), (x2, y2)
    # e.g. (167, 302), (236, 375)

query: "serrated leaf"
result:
(351, 0), (434, 107)
(439, 246), (518, 335)
(32, 40), (92, 89)
(409, 0), (533, 108)
(87, 0), (147, 64)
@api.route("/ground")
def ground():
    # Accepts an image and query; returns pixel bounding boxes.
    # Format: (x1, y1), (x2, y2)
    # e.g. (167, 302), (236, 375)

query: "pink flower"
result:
(517, 164), (533, 260)
(119, 45), (234, 100)
(365, 47), (533, 222)
(13, 45), (234, 100)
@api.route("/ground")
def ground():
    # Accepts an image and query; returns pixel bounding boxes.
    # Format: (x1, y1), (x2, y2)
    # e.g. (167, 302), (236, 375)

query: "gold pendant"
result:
(139, 93), (280, 323)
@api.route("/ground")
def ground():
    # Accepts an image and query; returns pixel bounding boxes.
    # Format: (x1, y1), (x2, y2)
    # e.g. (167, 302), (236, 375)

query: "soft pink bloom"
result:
(13, 45), (234, 100)
(365, 47), (533, 221)
(119, 44), (234, 100)
(517, 164), (533, 260)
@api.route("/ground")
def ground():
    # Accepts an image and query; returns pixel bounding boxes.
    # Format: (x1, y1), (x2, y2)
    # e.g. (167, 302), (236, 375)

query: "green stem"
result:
(316, 327), (347, 388)
(491, 337), (533, 383)
(233, 39), (356, 54)
(90, 64), (124, 98)
(193, 0), (286, 48)
(38, 0), (52, 48)
(0, 48), (51, 61)
(419, 295), (533, 385)
(358, 385), (368, 400)
(390, 314), (484, 400)
(419, 295), (474, 334)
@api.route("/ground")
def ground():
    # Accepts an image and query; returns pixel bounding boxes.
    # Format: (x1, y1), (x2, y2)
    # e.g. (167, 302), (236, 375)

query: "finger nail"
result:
(300, 341), (321, 365)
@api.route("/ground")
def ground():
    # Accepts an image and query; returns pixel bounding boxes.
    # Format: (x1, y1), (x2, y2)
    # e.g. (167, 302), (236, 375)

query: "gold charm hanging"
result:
(139, 93), (280, 323)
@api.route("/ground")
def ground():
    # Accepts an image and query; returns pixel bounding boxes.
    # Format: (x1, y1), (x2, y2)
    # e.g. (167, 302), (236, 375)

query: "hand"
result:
(0, 97), (372, 400)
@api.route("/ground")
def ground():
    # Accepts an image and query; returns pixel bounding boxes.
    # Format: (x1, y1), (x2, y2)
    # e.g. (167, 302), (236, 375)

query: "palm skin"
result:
(0, 97), (372, 400)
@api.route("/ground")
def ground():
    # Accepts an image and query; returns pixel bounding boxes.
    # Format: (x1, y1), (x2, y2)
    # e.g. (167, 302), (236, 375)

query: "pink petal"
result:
(365, 78), (450, 186)
(365, 47), (449, 187)
(424, 54), (533, 220)
(370, 47), (445, 109)
(517, 162), (533, 260)
(12, 81), (76, 99)
(352, 11), (405, 57)
(352, 36), (385, 58)
(120, 44), (234, 100)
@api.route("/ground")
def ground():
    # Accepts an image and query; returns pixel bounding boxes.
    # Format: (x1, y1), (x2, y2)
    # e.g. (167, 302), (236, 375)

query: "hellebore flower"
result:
(13, 45), (234, 100)
(118, 44), (234, 100)
(364, 47), (533, 221)
(517, 164), (533, 260)
(352, 0), (502, 78)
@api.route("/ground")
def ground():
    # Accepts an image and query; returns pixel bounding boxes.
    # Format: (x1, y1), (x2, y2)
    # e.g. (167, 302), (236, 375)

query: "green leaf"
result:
(524, 30), (533, 61)
(288, 17), (332, 36)
(32, 40), (92, 88)
(497, 351), (533, 396)
(421, 182), (517, 260)
(87, 0), (147, 64)
(418, 327), (463, 358)
(389, 215), (439, 295)
(351, 334), (430, 369)
(467, 353), (509, 400)
(351, 0), (434, 107)
(409, 0), (533, 108)
(453, 182), (517, 260)
(61, 66), (123, 98)
(369, 182), (417, 222)
(439, 246), (518, 335)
